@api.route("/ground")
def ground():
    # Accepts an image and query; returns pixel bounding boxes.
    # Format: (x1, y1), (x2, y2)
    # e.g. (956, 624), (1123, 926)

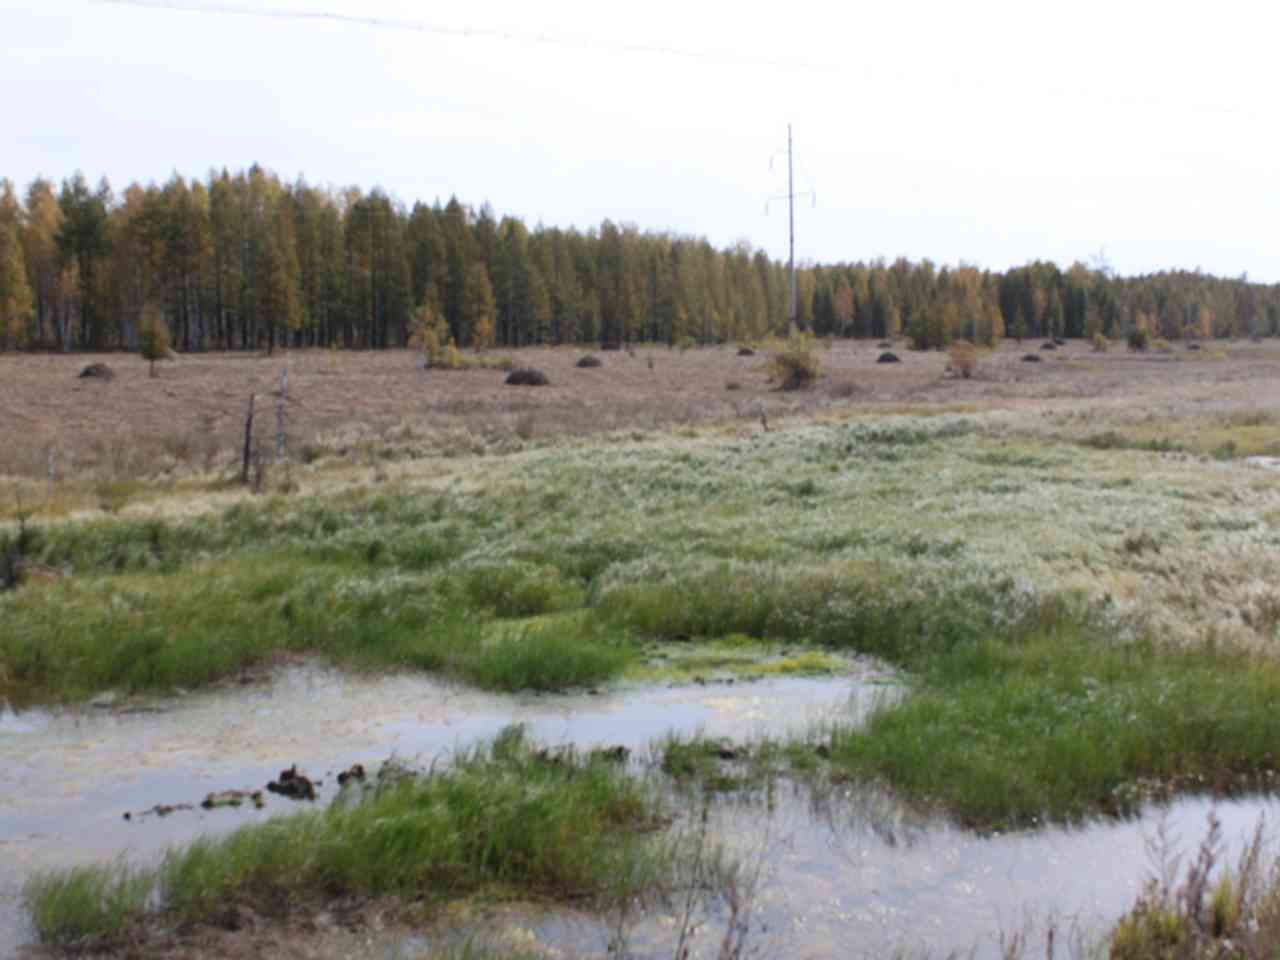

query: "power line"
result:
(93, 0), (826, 73)
(92, 0), (1264, 123)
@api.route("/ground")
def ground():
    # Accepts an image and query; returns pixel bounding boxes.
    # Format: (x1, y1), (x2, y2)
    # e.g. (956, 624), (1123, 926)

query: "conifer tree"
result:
(463, 262), (496, 349)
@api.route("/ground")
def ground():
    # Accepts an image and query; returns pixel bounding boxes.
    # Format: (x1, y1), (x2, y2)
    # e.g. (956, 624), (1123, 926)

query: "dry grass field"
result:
(4, 338), (1279, 498)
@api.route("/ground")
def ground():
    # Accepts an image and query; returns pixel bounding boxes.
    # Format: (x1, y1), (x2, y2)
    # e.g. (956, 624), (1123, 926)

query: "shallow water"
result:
(2, 663), (1275, 958)
(0, 662), (890, 954)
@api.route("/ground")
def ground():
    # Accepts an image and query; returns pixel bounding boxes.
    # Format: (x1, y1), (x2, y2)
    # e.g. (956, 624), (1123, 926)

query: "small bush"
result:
(1128, 327), (1150, 351)
(576, 355), (603, 368)
(736, 346), (755, 357)
(138, 302), (171, 378)
(1040, 341), (1057, 351)
(766, 334), (821, 390)
(1153, 337), (1174, 353)
(948, 340), (978, 379)
(1092, 333), (1109, 352)
(505, 368), (550, 386)
(725, 381), (741, 391)
(1021, 353), (1042, 363)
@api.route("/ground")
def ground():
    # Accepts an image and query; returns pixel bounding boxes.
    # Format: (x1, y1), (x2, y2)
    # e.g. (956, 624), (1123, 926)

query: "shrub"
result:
(137, 301), (171, 378)
(1153, 337), (1174, 353)
(766, 334), (821, 390)
(948, 340), (978, 379)
(1092, 333), (1109, 352)
(1128, 327), (1150, 351)
(576, 355), (603, 368)
(736, 346), (755, 357)
(505, 368), (550, 386)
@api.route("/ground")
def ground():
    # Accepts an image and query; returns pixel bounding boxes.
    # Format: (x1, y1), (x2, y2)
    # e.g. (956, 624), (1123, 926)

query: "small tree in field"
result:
(138, 300), (170, 378)
(949, 340), (978, 378)
(767, 332), (821, 390)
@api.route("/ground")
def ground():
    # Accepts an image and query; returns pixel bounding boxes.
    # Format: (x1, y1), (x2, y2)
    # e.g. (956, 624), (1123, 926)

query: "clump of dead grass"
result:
(1110, 813), (1280, 960)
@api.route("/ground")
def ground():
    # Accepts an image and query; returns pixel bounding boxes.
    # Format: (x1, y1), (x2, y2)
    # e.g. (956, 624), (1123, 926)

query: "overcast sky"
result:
(4, 0), (1277, 281)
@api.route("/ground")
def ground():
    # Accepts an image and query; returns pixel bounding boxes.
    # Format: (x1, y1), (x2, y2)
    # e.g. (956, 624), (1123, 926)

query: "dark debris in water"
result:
(336, 763), (366, 787)
(122, 802), (193, 821)
(267, 765), (318, 801)
(201, 789), (265, 810)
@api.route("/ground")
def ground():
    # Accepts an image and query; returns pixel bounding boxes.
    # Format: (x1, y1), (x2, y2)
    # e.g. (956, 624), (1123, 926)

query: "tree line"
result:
(1, 166), (1277, 354)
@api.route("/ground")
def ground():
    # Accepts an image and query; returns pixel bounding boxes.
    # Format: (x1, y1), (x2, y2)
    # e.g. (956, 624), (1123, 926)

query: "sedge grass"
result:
(0, 552), (633, 704)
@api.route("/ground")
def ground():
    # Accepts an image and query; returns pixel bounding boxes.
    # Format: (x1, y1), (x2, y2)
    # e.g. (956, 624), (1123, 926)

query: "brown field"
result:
(2, 337), (1279, 499)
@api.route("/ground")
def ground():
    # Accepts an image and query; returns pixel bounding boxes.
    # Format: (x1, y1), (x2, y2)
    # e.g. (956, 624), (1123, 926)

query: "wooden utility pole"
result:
(768, 124), (813, 336)
(788, 123), (796, 335)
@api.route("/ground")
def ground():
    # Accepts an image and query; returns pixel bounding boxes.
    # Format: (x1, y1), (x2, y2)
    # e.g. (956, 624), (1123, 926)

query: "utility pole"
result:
(788, 123), (796, 335)
(768, 124), (813, 337)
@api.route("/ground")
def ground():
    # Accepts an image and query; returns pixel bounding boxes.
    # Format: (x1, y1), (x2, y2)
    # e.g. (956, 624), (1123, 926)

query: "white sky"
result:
(3, 0), (1277, 281)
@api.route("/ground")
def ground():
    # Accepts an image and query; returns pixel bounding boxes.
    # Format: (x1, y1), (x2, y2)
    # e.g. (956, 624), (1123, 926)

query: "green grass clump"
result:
(24, 861), (152, 945)
(827, 616), (1280, 828)
(26, 727), (671, 946)
(463, 618), (634, 692)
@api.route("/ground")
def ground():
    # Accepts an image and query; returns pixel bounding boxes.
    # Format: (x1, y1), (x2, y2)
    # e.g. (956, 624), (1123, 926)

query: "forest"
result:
(1, 165), (1278, 354)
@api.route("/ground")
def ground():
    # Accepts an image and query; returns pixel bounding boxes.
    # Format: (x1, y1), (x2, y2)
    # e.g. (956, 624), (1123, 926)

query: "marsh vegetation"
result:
(6, 339), (1280, 956)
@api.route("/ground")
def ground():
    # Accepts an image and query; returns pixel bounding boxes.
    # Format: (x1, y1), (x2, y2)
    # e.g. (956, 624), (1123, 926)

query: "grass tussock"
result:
(25, 727), (672, 947)
(24, 860), (153, 945)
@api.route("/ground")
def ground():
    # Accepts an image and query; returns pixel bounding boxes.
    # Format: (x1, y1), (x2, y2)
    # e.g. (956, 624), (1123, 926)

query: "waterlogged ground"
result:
(445, 792), (1280, 960)
(4, 663), (1278, 959)
(0, 660), (891, 955)
(6, 347), (1280, 956)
